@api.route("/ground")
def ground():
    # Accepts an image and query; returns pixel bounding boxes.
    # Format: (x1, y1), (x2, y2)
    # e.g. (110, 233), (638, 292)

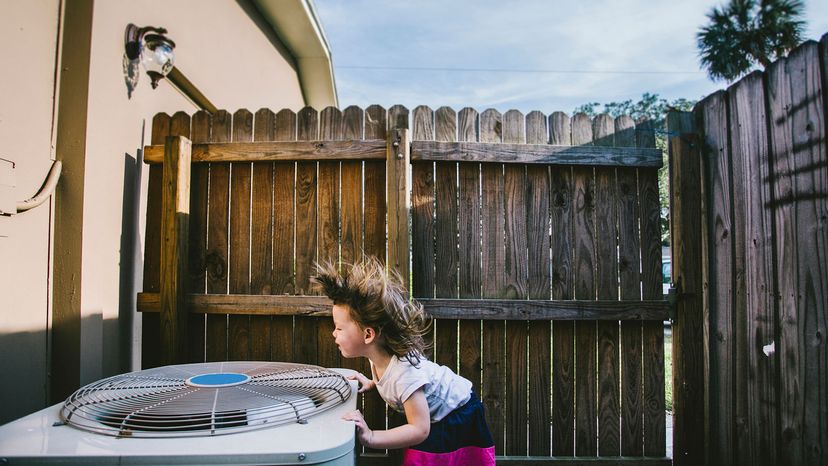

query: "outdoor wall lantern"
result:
(123, 23), (176, 98)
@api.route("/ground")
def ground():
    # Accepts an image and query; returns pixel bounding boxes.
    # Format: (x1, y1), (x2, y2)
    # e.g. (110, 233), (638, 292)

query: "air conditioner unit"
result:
(0, 362), (358, 465)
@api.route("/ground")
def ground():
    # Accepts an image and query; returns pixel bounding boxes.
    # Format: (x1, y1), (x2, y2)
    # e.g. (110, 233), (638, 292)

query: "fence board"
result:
(187, 111), (210, 363)
(572, 113), (597, 457)
(638, 118), (665, 458)
(526, 110), (552, 456)
(317, 107), (343, 370)
(205, 110), (231, 362)
(142, 113), (169, 369)
(698, 91), (734, 464)
(594, 114), (621, 456)
(362, 104), (388, 454)
(270, 109), (297, 362)
(250, 109), (275, 361)
(768, 41), (828, 466)
(411, 106), (435, 302)
(616, 116), (643, 456)
(550, 111), (575, 457)
(229, 109), (253, 360)
(481, 108), (506, 454)
(727, 71), (778, 466)
(294, 106), (318, 364)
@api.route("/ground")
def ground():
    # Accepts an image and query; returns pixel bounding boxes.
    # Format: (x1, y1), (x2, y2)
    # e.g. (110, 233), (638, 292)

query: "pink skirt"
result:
(402, 392), (496, 466)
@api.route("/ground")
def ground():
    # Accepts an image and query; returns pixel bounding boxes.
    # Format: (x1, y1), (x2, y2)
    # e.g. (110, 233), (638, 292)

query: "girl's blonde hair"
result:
(311, 258), (431, 366)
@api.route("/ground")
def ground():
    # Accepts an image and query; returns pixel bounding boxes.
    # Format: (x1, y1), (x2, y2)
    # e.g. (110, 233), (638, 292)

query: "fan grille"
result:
(59, 362), (352, 438)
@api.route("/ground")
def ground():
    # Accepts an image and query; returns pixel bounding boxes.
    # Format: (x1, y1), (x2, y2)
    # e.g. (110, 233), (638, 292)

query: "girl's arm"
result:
(343, 388), (431, 449)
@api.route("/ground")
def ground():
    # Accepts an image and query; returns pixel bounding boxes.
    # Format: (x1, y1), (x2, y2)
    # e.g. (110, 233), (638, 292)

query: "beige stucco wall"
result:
(0, 0), (61, 425)
(1, 0), (307, 424)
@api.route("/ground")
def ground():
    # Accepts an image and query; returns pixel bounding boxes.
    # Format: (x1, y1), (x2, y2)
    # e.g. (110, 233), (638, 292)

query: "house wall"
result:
(1, 0), (307, 424)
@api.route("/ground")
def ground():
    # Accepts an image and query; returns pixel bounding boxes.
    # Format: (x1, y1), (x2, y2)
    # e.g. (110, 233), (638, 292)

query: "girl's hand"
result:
(347, 373), (375, 393)
(342, 410), (374, 448)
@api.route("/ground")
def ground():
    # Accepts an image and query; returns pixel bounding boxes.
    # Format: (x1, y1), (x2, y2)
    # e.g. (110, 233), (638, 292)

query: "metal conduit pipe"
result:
(14, 160), (63, 213)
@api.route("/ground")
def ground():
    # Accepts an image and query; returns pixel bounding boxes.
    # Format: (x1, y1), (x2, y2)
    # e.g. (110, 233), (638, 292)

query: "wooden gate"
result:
(138, 104), (670, 465)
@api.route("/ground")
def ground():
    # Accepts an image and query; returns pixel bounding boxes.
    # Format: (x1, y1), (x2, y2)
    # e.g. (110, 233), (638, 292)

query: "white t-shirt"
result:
(371, 355), (472, 422)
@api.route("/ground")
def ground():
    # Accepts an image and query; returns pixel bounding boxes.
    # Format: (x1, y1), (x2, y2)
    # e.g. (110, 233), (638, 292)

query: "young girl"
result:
(312, 258), (495, 465)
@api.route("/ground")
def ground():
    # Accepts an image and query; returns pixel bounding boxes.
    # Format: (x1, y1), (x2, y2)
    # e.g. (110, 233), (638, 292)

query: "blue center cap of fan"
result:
(186, 373), (251, 388)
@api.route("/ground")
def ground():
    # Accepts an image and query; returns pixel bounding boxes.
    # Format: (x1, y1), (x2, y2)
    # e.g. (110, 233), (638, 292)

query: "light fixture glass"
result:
(123, 24), (176, 97)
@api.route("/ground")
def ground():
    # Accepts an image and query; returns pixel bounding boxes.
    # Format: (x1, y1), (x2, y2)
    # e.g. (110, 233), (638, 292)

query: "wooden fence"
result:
(669, 35), (828, 466)
(138, 104), (670, 465)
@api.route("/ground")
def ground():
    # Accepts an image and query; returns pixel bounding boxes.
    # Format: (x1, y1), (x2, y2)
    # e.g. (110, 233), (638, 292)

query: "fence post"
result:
(387, 128), (411, 290)
(667, 112), (707, 466)
(160, 135), (191, 365)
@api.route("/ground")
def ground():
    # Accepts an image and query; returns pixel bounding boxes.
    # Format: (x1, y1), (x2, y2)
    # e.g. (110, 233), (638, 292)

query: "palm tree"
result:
(697, 0), (805, 81)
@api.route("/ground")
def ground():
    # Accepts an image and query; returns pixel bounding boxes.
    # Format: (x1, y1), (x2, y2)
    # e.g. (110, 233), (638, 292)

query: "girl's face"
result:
(331, 304), (370, 358)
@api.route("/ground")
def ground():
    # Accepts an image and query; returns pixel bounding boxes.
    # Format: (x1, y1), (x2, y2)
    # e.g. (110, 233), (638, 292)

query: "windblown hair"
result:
(311, 258), (431, 366)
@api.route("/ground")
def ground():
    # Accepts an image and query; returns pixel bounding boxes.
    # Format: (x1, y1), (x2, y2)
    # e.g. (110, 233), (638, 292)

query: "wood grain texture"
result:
(638, 118), (665, 459)
(526, 110), (552, 456)
(411, 105), (435, 301)
(457, 107), (483, 395)
(143, 139), (386, 163)
(727, 71), (779, 466)
(186, 111), (210, 363)
(249, 109), (274, 361)
(767, 41), (828, 466)
(616, 116), (643, 456)
(159, 135), (191, 365)
(503, 110), (528, 455)
(205, 110), (231, 362)
(294, 106), (318, 365)
(142, 113), (170, 369)
(667, 112), (703, 465)
(270, 109), (297, 362)
(410, 141), (663, 167)
(550, 111), (575, 456)
(572, 113), (597, 457)
(228, 109), (253, 361)
(480, 108), (506, 454)
(699, 92), (734, 465)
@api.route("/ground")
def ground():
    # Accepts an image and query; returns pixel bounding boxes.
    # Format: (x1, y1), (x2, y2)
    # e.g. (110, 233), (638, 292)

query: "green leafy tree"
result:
(573, 93), (696, 247)
(697, 0), (805, 81)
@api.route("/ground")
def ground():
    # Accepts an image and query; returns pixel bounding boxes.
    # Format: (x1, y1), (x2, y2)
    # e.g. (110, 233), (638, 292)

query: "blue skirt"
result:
(403, 392), (495, 466)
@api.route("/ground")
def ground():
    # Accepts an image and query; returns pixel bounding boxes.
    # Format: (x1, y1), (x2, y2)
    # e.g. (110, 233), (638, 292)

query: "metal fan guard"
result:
(59, 361), (352, 438)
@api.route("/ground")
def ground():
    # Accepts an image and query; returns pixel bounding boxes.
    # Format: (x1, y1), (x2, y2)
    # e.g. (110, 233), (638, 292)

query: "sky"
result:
(313, 0), (828, 114)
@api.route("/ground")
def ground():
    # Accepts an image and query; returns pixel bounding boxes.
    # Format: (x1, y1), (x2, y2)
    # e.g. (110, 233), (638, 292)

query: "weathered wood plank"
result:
(481, 108), (506, 454)
(698, 91), (734, 465)
(768, 41), (828, 466)
(205, 110), (231, 362)
(294, 106), (319, 365)
(503, 109), (529, 456)
(159, 135), (191, 365)
(410, 140), (663, 167)
(362, 104), (388, 456)
(186, 111), (210, 363)
(411, 105), (435, 301)
(550, 111), (575, 457)
(139, 294), (669, 320)
(138, 293), (330, 315)
(387, 105), (411, 289)
(228, 109), (253, 361)
(667, 112), (703, 465)
(616, 115), (643, 456)
(434, 106), (460, 372)
(141, 114), (168, 369)
(594, 114), (620, 456)
(572, 112), (597, 457)
(727, 71), (778, 466)
(317, 106), (343, 370)
(457, 107), (483, 394)
(250, 108), (275, 361)
(271, 108), (297, 362)
(526, 110), (552, 456)
(638, 118), (665, 458)
(143, 139), (386, 163)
